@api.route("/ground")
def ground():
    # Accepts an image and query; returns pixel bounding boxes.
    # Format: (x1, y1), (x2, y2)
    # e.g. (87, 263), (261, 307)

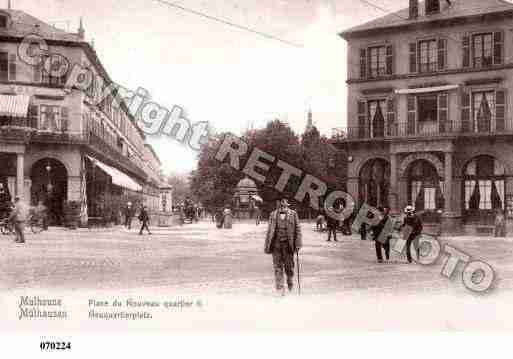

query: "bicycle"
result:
(0, 218), (14, 235)
(28, 214), (44, 234)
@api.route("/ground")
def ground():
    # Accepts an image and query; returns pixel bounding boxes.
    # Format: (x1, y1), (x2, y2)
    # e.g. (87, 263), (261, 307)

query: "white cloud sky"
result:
(17, 0), (412, 173)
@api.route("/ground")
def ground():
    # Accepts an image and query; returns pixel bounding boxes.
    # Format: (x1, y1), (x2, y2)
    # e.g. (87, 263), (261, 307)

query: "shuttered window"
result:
(438, 93), (448, 133)
(409, 43), (417, 73)
(61, 107), (69, 132)
(438, 39), (447, 70)
(357, 100), (367, 139)
(8, 53), (16, 81)
(386, 97), (396, 136)
(495, 89), (506, 132)
(386, 45), (393, 75)
(493, 31), (504, 65)
(461, 90), (471, 132)
(0, 52), (8, 81)
(462, 34), (470, 68)
(472, 33), (493, 68)
(407, 95), (416, 135)
(360, 49), (367, 79)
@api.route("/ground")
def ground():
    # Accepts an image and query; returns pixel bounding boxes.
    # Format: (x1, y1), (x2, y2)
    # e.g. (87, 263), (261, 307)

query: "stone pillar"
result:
(389, 153), (399, 214)
(347, 177), (359, 206)
(441, 151), (462, 235)
(67, 176), (81, 202)
(16, 153), (24, 200)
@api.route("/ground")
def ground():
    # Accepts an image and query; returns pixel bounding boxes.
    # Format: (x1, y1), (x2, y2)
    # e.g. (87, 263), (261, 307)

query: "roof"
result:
(0, 9), (81, 41)
(340, 0), (513, 38)
(0, 8), (148, 141)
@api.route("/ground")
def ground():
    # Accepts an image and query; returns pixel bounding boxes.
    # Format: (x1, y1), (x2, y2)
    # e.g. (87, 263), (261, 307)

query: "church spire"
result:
(305, 107), (314, 132)
(78, 17), (85, 40)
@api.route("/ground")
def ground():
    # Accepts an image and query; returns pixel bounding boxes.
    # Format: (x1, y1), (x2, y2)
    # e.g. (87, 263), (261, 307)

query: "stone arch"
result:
(27, 153), (73, 177)
(459, 151), (513, 177)
(399, 153), (444, 179)
(354, 154), (389, 179)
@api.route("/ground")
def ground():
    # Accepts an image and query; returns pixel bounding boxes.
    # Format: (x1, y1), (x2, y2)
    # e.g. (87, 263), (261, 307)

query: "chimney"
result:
(77, 17), (85, 40)
(409, 0), (419, 19)
(7, 0), (11, 10)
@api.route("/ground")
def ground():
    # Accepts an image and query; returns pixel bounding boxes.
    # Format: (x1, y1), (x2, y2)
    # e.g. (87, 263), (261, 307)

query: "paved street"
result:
(1, 220), (512, 296)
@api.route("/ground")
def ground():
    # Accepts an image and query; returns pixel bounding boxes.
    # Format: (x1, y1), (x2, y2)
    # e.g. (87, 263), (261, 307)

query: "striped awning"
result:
(87, 156), (142, 192)
(0, 95), (30, 118)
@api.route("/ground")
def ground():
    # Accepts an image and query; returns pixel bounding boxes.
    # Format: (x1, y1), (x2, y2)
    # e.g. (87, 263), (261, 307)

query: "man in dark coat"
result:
(402, 205), (423, 263)
(326, 211), (339, 242)
(372, 207), (391, 263)
(124, 201), (133, 229)
(264, 198), (302, 295)
(138, 205), (152, 235)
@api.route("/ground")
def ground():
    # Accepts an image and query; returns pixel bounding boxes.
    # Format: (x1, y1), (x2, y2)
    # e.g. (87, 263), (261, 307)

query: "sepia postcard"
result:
(0, 0), (512, 353)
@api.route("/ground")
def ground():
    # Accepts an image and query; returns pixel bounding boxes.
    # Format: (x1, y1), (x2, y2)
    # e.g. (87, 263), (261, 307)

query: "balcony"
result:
(336, 118), (513, 142)
(0, 116), (88, 145)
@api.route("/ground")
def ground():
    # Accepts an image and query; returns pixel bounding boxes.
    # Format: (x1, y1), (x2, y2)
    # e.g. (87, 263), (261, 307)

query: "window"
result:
(405, 93), (448, 136)
(360, 45), (393, 79)
(472, 33), (493, 68)
(419, 40), (437, 72)
(464, 156), (505, 215)
(39, 105), (61, 131)
(368, 99), (386, 138)
(37, 56), (67, 85)
(408, 160), (443, 212)
(425, 0), (440, 14)
(0, 52), (16, 81)
(369, 46), (386, 78)
(0, 15), (8, 28)
(472, 91), (495, 132)
(410, 39), (447, 73)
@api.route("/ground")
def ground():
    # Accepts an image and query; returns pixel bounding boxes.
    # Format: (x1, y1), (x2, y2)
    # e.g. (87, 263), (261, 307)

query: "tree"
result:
(166, 173), (192, 205)
(189, 132), (244, 212)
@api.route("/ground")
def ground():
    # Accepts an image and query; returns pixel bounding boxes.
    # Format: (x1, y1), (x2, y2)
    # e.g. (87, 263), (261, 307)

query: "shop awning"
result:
(0, 95), (30, 118)
(394, 85), (459, 95)
(87, 156), (142, 192)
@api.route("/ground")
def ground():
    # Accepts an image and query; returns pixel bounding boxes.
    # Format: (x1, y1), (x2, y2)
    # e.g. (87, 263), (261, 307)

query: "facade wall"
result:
(343, 9), (513, 233)
(347, 18), (513, 128)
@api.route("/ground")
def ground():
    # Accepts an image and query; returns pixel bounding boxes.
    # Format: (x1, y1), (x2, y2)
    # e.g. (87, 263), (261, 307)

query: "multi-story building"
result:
(0, 7), (166, 225)
(337, 0), (513, 234)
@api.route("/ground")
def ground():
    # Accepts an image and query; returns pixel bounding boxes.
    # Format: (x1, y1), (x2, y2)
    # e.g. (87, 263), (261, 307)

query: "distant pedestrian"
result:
(494, 209), (506, 237)
(372, 207), (391, 263)
(8, 197), (28, 244)
(138, 205), (152, 235)
(223, 206), (233, 229)
(124, 201), (133, 229)
(264, 198), (302, 296)
(326, 212), (338, 242)
(316, 213), (325, 231)
(402, 205), (423, 263)
(35, 200), (48, 230)
(254, 205), (261, 225)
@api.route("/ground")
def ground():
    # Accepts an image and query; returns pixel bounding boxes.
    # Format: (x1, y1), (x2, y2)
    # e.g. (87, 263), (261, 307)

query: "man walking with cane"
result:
(264, 198), (302, 296)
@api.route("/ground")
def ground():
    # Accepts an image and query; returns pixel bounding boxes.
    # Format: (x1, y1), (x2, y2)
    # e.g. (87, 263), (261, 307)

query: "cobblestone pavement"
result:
(0, 220), (512, 297)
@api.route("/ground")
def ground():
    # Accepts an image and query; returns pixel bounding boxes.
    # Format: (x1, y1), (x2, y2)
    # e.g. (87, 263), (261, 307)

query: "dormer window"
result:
(0, 15), (8, 28)
(426, 0), (440, 15)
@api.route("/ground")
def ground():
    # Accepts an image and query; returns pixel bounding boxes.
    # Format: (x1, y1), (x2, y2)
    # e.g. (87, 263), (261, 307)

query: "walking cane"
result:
(296, 250), (301, 295)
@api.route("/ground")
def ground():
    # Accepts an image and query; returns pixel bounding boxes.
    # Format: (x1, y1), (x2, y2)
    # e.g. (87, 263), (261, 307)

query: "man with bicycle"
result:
(8, 197), (28, 244)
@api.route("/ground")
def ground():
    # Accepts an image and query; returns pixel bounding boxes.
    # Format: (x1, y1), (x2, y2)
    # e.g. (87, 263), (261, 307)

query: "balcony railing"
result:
(339, 118), (513, 141)
(0, 117), (85, 144)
